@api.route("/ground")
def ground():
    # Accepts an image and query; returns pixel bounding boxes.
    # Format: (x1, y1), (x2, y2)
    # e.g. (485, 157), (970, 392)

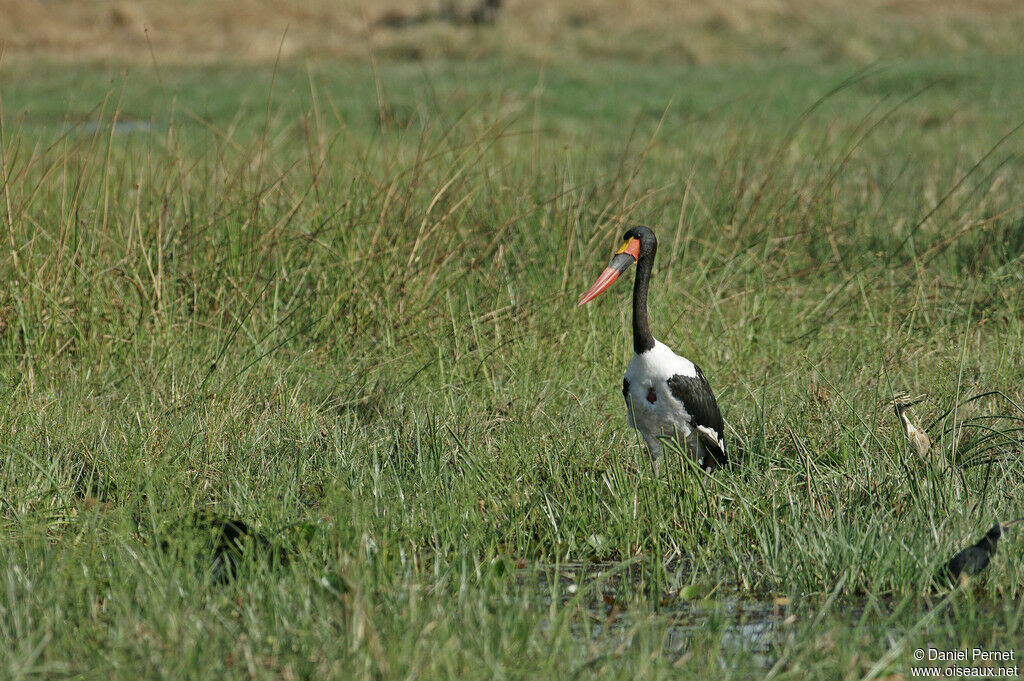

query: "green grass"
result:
(2, 53), (1024, 679)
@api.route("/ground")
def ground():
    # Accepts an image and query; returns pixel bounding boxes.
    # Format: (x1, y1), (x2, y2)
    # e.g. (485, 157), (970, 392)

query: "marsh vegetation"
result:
(1, 8), (1024, 678)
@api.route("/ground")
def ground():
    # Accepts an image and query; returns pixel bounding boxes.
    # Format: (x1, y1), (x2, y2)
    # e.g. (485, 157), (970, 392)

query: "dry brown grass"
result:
(1, 0), (1023, 64)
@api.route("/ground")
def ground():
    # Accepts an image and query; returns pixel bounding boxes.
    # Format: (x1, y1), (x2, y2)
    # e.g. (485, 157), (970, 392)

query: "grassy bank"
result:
(1, 54), (1024, 678)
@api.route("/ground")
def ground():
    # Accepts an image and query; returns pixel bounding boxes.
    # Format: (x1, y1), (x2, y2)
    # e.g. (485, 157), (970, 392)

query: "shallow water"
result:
(516, 560), (789, 667)
(80, 119), (152, 134)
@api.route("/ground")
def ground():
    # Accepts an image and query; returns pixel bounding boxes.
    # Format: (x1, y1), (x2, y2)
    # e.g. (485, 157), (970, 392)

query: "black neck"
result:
(979, 535), (999, 553)
(633, 241), (656, 354)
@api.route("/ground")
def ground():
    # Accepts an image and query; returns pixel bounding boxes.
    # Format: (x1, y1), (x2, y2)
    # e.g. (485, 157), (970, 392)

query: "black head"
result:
(577, 225), (658, 306)
(971, 523), (1002, 559)
(985, 523), (1002, 543)
(623, 225), (657, 256)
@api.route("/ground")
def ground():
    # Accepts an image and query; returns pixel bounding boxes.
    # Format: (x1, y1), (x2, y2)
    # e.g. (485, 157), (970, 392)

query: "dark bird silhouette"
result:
(943, 519), (1022, 587)
(469, 0), (502, 24)
(155, 513), (295, 582)
(205, 516), (276, 582)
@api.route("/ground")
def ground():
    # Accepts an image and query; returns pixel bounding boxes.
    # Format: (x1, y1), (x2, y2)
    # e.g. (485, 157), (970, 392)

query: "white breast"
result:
(623, 340), (698, 459)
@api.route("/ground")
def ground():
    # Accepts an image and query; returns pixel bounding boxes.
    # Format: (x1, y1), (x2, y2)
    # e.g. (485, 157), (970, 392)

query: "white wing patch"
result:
(696, 425), (724, 448)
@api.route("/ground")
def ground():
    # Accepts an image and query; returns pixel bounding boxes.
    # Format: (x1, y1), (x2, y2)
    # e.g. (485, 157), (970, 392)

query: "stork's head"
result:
(577, 226), (656, 306)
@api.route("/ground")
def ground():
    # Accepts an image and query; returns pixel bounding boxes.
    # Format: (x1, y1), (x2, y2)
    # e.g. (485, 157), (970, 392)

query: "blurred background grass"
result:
(2, 0), (1024, 64)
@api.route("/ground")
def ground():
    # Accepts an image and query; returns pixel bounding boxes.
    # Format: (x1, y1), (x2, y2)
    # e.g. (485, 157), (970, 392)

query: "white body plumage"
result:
(623, 340), (721, 462)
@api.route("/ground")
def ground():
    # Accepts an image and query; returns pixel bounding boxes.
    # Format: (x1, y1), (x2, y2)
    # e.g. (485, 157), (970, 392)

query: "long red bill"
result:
(577, 266), (622, 306)
(577, 238), (640, 306)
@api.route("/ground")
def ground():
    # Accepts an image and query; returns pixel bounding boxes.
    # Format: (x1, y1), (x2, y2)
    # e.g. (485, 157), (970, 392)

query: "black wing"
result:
(622, 377), (635, 422)
(667, 365), (727, 468)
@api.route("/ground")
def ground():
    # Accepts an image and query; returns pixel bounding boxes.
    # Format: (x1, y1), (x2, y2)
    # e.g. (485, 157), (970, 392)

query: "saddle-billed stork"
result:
(578, 226), (728, 469)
